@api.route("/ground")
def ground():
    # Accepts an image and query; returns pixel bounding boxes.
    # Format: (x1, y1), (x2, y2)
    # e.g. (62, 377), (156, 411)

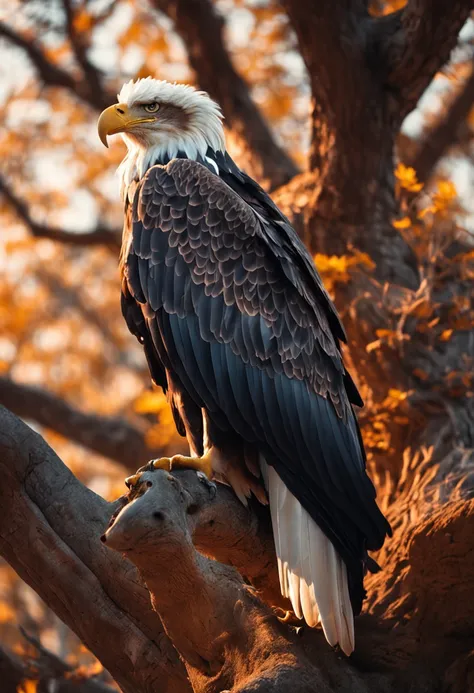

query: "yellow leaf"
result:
(432, 180), (457, 214)
(18, 681), (38, 693)
(440, 329), (453, 341)
(388, 389), (408, 401)
(73, 11), (92, 32)
(410, 299), (432, 318)
(134, 390), (166, 414)
(393, 216), (411, 229)
(350, 250), (376, 271)
(395, 163), (423, 192)
(375, 329), (394, 339)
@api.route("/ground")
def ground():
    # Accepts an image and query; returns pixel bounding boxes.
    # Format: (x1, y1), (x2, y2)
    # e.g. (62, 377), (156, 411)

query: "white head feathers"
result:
(116, 78), (226, 191)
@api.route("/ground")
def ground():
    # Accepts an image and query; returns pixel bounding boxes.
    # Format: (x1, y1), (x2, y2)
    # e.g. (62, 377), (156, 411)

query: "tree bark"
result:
(278, 0), (471, 286)
(0, 406), (190, 693)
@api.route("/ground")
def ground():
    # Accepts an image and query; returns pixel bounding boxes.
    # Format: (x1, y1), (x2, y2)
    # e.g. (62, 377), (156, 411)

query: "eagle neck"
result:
(118, 144), (227, 199)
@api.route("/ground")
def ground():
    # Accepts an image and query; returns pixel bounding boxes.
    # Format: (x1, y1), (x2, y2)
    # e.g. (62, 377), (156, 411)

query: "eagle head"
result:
(97, 78), (225, 175)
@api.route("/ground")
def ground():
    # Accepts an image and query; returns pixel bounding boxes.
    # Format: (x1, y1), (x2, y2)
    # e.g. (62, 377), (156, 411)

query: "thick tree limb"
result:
(279, 1), (469, 288)
(0, 406), (190, 693)
(406, 63), (474, 183)
(2, 406), (474, 691)
(384, 1), (472, 119)
(103, 470), (339, 693)
(149, 0), (299, 189)
(0, 175), (121, 250)
(0, 376), (161, 469)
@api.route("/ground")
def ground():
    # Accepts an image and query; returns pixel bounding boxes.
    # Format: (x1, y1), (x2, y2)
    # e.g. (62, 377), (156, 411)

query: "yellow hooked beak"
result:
(97, 103), (155, 147)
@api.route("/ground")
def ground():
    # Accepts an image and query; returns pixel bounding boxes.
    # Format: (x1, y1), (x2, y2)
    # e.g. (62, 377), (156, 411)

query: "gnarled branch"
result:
(2, 405), (474, 692)
(0, 405), (190, 693)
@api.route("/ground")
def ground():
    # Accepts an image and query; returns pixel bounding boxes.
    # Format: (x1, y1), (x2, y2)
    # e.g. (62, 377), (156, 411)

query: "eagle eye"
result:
(144, 102), (160, 113)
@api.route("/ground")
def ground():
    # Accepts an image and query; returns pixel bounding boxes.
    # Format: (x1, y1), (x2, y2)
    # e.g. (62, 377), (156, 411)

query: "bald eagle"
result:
(98, 78), (391, 655)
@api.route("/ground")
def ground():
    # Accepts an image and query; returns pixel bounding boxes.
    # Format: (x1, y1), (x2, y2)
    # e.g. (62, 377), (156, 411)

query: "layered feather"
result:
(119, 154), (392, 649)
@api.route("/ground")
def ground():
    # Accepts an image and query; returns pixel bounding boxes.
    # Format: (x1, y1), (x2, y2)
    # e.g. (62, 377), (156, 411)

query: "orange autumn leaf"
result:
(18, 681), (38, 693)
(393, 216), (411, 229)
(395, 163), (423, 192)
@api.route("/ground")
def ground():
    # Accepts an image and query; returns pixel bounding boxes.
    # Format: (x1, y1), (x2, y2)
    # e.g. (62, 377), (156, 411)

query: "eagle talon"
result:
(125, 473), (141, 489)
(196, 471), (217, 499)
(152, 457), (172, 472)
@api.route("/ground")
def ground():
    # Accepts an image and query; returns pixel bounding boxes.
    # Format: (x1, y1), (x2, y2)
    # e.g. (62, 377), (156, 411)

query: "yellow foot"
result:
(152, 449), (214, 479)
(124, 450), (214, 490)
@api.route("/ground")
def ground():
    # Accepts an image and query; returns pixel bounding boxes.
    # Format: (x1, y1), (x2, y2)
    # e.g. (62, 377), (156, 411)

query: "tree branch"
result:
(0, 377), (161, 469)
(405, 63), (474, 183)
(0, 22), (77, 92)
(383, 1), (472, 118)
(0, 405), (190, 693)
(103, 470), (328, 693)
(0, 175), (121, 250)
(149, 0), (299, 189)
(0, 21), (112, 110)
(2, 405), (474, 691)
(61, 0), (106, 107)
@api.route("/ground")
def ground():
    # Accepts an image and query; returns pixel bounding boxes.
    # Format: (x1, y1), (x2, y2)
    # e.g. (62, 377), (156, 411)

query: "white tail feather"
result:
(262, 459), (355, 655)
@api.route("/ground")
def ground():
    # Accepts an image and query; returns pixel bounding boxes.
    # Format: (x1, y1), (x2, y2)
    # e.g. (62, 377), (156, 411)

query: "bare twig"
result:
(0, 175), (121, 249)
(0, 376), (161, 468)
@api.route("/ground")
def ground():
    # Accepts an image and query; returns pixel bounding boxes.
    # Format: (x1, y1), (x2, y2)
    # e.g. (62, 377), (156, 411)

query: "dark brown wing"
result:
(121, 158), (391, 610)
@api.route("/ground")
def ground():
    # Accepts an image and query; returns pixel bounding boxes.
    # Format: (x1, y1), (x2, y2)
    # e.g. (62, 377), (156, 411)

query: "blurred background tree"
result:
(0, 0), (473, 690)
